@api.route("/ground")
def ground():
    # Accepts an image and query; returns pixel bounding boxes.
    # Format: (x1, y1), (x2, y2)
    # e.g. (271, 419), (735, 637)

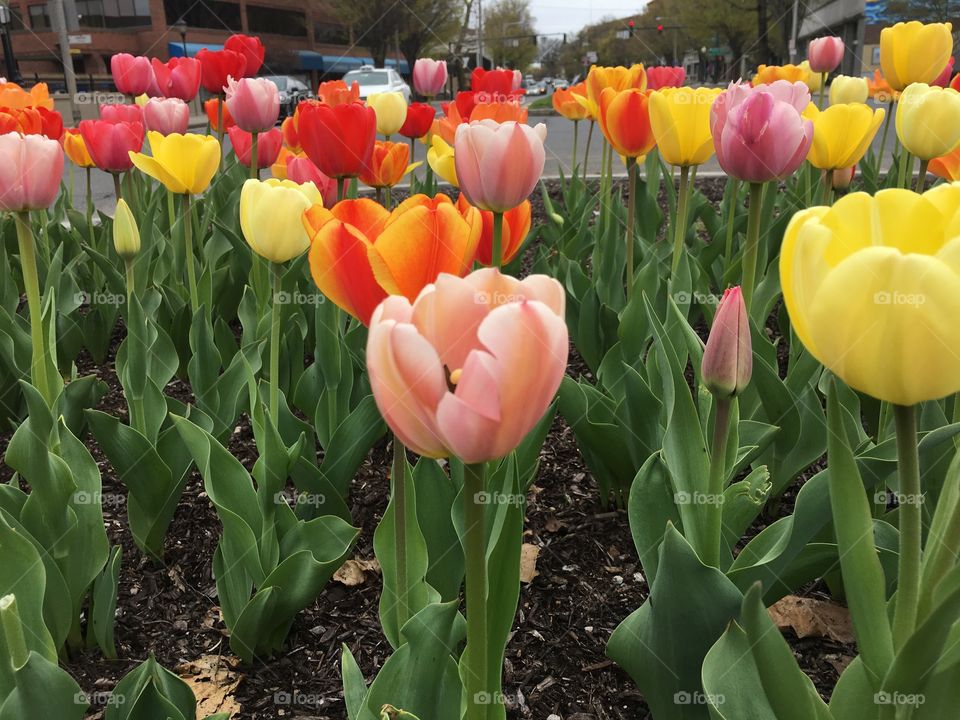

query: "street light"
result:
(0, 4), (21, 83)
(174, 18), (188, 57)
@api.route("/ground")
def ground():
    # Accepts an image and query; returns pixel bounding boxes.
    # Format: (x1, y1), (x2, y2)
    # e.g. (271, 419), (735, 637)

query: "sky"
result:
(528, 0), (646, 36)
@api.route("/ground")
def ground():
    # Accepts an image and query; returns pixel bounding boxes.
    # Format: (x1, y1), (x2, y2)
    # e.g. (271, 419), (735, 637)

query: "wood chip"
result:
(520, 544), (541, 583)
(768, 595), (855, 644)
(333, 558), (381, 587)
(177, 654), (243, 718)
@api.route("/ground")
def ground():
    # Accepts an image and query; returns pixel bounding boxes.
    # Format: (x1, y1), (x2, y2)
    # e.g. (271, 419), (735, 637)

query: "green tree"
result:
(484, 0), (538, 70)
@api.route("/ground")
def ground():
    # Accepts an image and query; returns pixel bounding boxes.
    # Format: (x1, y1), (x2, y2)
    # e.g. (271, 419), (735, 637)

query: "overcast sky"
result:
(528, 0), (645, 36)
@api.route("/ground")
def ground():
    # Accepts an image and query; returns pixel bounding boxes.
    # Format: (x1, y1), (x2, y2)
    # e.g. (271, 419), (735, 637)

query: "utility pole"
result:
(476, 0), (483, 70)
(789, 0), (799, 63)
(50, 0), (79, 123)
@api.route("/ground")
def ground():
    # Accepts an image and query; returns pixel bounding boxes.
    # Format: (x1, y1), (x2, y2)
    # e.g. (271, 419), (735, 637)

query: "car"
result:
(342, 66), (411, 101)
(553, 78), (569, 90)
(525, 80), (547, 95)
(263, 75), (313, 119)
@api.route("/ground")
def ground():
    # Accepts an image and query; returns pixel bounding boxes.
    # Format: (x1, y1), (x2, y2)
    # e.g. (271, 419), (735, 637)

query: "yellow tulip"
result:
(752, 63), (809, 86)
(239, 178), (322, 264)
(427, 134), (457, 186)
(113, 198), (140, 260)
(129, 131), (220, 195)
(829, 75), (869, 105)
(880, 21), (953, 91)
(585, 64), (646, 113)
(806, 103), (885, 170)
(800, 61), (821, 92)
(895, 83), (960, 161)
(648, 87), (722, 166)
(780, 184), (960, 405)
(367, 91), (407, 136)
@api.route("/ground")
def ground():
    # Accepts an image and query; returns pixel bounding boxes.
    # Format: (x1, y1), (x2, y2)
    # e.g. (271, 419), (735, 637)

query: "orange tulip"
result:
(63, 128), (94, 168)
(360, 140), (418, 188)
(0, 107), (41, 135)
(317, 79), (360, 106)
(456, 194), (531, 265)
(552, 83), (589, 120)
(281, 115), (302, 153)
(0, 81), (53, 110)
(867, 69), (899, 102)
(752, 63), (809, 86)
(929, 145), (960, 180)
(204, 97), (235, 131)
(305, 194), (481, 324)
(583, 64), (646, 119)
(598, 88), (655, 159)
(470, 100), (528, 124)
(433, 102), (465, 145)
(271, 146), (295, 179)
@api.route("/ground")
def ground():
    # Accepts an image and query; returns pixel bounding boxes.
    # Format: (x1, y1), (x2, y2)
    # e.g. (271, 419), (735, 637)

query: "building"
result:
(0, 0), (408, 89)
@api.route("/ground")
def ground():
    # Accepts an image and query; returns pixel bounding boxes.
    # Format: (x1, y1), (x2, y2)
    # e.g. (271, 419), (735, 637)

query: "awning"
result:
(296, 51), (409, 74)
(168, 41), (224, 58)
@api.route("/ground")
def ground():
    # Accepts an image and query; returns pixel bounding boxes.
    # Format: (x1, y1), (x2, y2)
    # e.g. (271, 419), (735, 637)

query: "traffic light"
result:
(628, 20), (635, 37)
(657, 23), (664, 33)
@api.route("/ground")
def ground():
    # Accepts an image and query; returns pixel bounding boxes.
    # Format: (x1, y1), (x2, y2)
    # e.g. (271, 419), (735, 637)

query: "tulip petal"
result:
(307, 219), (386, 324)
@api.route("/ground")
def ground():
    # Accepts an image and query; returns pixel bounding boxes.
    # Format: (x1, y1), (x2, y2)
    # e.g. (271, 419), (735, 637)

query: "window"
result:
(76, 0), (151, 28)
(163, 0), (241, 31)
(28, 5), (51, 30)
(314, 21), (349, 44)
(344, 70), (389, 86)
(246, 5), (306, 37)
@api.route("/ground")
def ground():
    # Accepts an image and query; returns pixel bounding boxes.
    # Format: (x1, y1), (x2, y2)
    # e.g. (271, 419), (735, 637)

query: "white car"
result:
(342, 66), (411, 101)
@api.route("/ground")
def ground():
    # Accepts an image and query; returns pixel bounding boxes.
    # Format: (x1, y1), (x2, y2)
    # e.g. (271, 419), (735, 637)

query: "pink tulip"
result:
(933, 57), (955, 87)
(711, 80), (813, 183)
(110, 53), (152, 96)
(286, 155), (337, 207)
(228, 126), (282, 168)
(807, 36), (844, 74)
(701, 286), (752, 397)
(511, 69), (523, 91)
(413, 58), (448, 97)
(647, 65), (686, 89)
(149, 57), (201, 102)
(99, 103), (143, 124)
(454, 120), (546, 212)
(143, 97), (190, 135)
(366, 268), (568, 463)
(0, 132), (63, 211)
(225, 76), (280, 133)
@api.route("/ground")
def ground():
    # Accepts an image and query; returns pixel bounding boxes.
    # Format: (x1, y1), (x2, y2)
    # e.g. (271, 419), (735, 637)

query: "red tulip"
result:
(286, 155), (337, 207)
(646, 65), (686, 90)
(399, 102), (436, 139)
(79, 119), (144, 172)
(110, 53), (152, 96)
(297, 101), (376, 178)
(99, 103), (143, 124)
(196, 48), (247, 94)
(150, 57), (201, 102)
(204, 97), (235, 131)
(37, 107), (63, 140)
(471, 68), (521, 95)
(281, 114), (301, 152)
(224, 34), (265, 77)
(228, 126), (282, 168)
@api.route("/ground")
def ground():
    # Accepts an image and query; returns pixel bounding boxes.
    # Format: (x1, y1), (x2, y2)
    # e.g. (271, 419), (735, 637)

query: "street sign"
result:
(68, 33), (91, 45)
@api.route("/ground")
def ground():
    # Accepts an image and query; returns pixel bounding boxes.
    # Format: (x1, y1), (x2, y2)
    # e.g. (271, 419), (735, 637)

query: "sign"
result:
(68, 33), (91, 45)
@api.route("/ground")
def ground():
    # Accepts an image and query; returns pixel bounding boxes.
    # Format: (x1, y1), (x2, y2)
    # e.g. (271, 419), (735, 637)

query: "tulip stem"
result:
(492, 211), (504, 268)
(572, 120), (579, 173)
(892, 403), (922, 650)
(217, 92), (225, 171)
(820, 169), (833, 205)
(817, 73), (826, 109)
(914, 159), (929, 193)
(0, 595), (28, 670)
(337, 178), (345, 203)
(703, 397), (732, 567)
(85, 167), (94, 241)
(392, 436), (410, 632)
(463, 461), (489, 720)
(14, 211), (52, 406)
(269, 261), (282, 422)
(898, 150), (913, 189)
(112, 172), (122, 204)
(582, 120), (594, 182)
(741, 182), (764, 313)
(625, 157), (637, 298)
(250, 131), (259, 180)
(876, 100), (894, 178)
(723, 178), (740, 278)
(183, 193), (199, 316)
(670, 164), (691, 275)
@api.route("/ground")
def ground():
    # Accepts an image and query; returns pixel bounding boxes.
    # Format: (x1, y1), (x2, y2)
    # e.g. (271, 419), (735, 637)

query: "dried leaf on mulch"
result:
(177, 654), (243, 718)
(333, 558), (381, 587)
(768, 595), (855, 644)
(520, 543), (541, 583)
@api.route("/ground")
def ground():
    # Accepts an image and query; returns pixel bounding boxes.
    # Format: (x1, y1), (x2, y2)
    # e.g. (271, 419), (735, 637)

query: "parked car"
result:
(342, 66), (411, 101)
(525, 80), (547, 96)
(263, 75), (313, 119)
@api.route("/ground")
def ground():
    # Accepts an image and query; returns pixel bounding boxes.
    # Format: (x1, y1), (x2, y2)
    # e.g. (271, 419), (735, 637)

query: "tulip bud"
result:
(701, 287), (752, 397)
(113, 199), (140, 260)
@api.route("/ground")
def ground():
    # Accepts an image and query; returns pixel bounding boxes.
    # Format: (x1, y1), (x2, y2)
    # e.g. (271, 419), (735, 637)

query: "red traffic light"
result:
(628, 20), (635, 27)
(657, 23), (664, 32)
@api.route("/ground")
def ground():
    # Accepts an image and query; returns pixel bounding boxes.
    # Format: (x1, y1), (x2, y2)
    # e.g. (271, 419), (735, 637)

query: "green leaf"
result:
(342, 644), (371, 720)
(90, 545), (122, 659)
(0, 651), (85, 720)
(106, 655), (196, 720)
(413, 458), (463, 602)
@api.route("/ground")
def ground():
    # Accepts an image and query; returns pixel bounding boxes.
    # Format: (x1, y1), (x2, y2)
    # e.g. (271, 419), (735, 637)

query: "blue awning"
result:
(168, 41), (224, 58)
(296, 51), (408, 74)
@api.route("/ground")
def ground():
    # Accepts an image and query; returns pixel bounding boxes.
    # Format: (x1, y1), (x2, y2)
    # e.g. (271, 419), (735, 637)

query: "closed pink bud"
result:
(99, 103), (143, 124)
(286, 156), (337, 207)
(413, 58), (448, 97)
(110, 53), (152, 96)
(143, 97), (189, 135)
(0, 132), (63, 211)
(454, 120), (546, 213)
(225, 76), (280, 133)
(807, 36), (845, 73)
(701, 286), (752, 397)
(367, 268), (568, 463)
(712, 80), (813, 183)
(647, 65), (686, 89)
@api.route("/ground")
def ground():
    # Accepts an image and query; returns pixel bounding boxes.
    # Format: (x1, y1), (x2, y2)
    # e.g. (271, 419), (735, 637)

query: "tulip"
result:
(649, 86), (721, 167)
(881, 21), (953, 91)
(832, 165), (856, 189)
(952, 72), (960, 91)
(143, 97), (189, 135)
(799, 61), (821, 93)
(427, 134), (457, 186)
(99, 103), (143, 124)
(867, 69), (898, 102)
(752, 63), (809, 86)
(585, 64), (647, 111)
(204, 97), (235, 131)
(229, 126), (282, 169)
(829, 75), (869, 105)
(196, 48), (247, 94)
(36, 107), (62, 140)
(808, 36), (844, 73)
(471, 67), (523, 97)
(468, 99), (527, 124)
(304, 194), (481, 323)
(129, 131), (220, 195)
(895, 83), (960, 162)
(224, 33), (265, 77)
(413, 58), (448, 97)
(646, 65), (686, 90)
(807, 103), (884, 172)
(62, 128), (94, 168)
(113, 198), (140, 261)
(286, 155), (337, 206)
(456, 194), (530, 266)
(552, 84), (589, 120)
(281, 114), (301, 152)
(933, 57), (955, 87)
(297, 101), (376, 187)
(598, 88), (655, 159)
(929, 145), (960, 180)
(702, 287), (751, 398)
(367, 91), (407, 137)
(111, 53), (153, 96)
(317, 79), (360, 106)
(79, 118), (144, 173)
(0, 81), (53, 110)
(360, 140), (418, 190)
(149, 57), (201, 101)
(225, 76), (279, 133)
(398, 102), (436, 139)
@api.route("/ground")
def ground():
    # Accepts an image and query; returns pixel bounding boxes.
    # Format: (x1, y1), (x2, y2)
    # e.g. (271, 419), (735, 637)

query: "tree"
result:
(483, 0), (538, 70)
(397, 0), (462, 72)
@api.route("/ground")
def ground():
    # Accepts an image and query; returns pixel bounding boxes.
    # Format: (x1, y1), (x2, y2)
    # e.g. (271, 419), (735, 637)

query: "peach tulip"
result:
(454, 120), (546, 213)
(366, 268), (568, 463)
(225, 76), (280, 133)
(0, 132), (64, 211)
(143, 97), (189, 135)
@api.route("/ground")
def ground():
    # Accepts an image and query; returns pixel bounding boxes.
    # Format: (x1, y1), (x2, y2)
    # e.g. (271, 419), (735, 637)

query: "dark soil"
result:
(40, 178), (853, 719)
